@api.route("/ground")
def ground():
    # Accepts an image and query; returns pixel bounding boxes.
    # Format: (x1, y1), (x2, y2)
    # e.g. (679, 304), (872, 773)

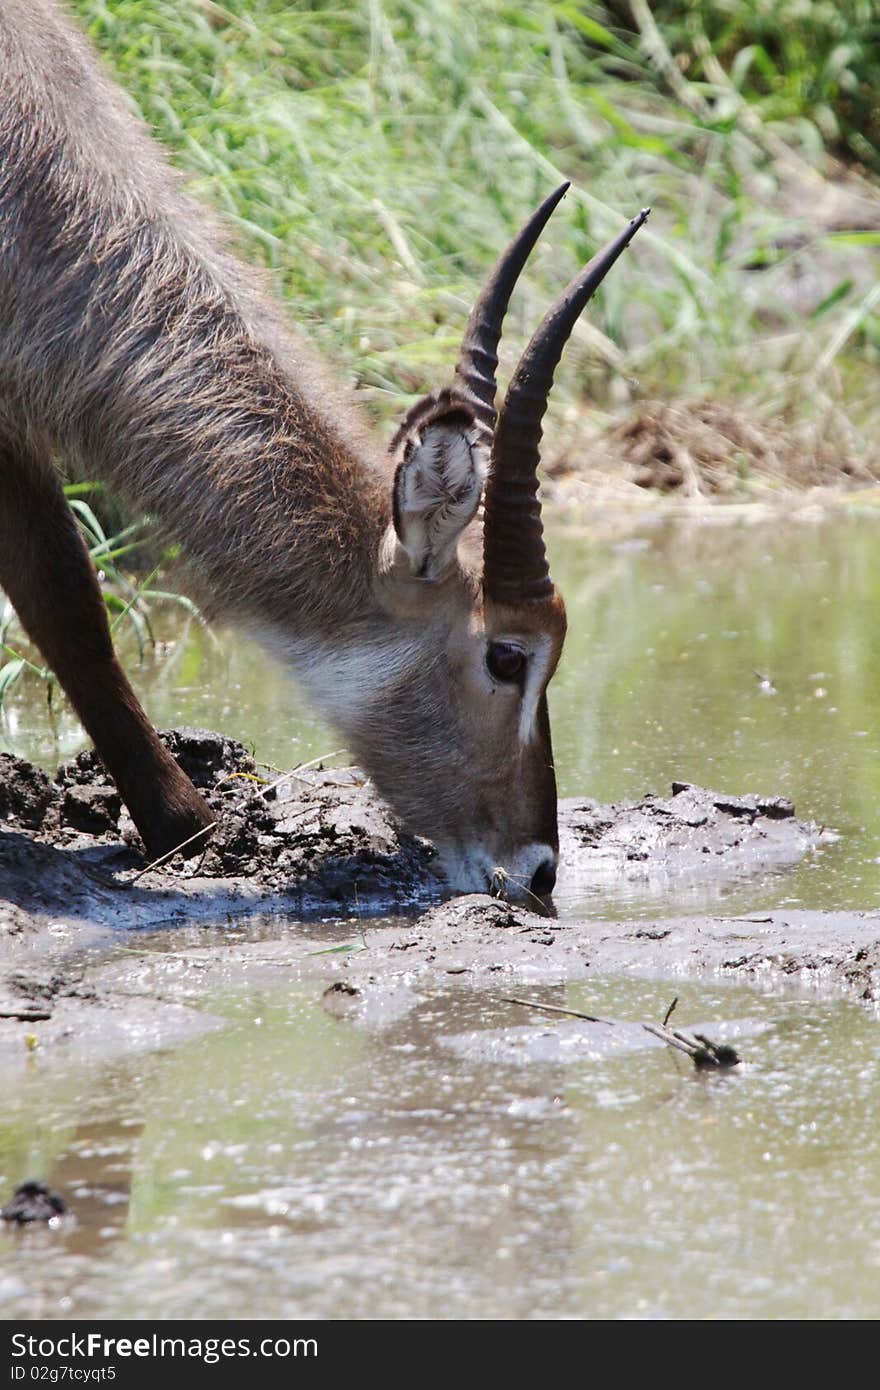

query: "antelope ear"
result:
(389, 390), (488, 580)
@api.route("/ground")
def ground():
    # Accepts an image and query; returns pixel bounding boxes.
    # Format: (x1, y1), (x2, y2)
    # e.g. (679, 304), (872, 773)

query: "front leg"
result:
(0, 438), (214, 860)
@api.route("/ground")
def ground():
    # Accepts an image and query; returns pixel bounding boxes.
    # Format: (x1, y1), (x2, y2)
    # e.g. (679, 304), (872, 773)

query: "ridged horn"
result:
(483, 207), (651, 605)
(453, 182), (570, 435)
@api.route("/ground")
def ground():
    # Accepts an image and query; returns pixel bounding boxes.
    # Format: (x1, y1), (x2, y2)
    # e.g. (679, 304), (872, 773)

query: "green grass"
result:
(648, 0), (880, 171)
(0, 482), (200, 712)
(70, 0), (878, 455)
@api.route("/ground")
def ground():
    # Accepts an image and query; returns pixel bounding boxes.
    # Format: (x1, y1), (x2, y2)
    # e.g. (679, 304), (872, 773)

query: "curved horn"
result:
(483, 207), (651, 605)
(454, 182), (570, 435)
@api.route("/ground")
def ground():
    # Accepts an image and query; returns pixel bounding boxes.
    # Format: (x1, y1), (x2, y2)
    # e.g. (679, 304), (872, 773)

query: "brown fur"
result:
(0, 0), (566, 895)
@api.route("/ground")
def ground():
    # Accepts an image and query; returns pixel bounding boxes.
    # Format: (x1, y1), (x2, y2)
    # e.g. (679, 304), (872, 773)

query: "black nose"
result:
(529, 858), (557, 898)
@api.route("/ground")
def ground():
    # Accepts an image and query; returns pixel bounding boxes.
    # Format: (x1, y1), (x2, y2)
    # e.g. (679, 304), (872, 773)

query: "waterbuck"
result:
(0, 0), (648, 901)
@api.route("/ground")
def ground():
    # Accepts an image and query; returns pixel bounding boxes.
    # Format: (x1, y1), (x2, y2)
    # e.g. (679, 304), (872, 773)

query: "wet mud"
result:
(0, 727), (826, 925)
(0, 726), (876, 1065)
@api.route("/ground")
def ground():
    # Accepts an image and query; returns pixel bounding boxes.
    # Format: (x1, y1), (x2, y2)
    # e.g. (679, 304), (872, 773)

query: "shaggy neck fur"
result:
(0, 0), (392, 639)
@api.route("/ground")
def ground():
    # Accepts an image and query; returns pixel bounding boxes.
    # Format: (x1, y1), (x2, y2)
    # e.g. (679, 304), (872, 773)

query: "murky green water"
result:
(3, 511), (880, 1319)
(1, 974), (878, 1320)
(551, 510), (880, 917)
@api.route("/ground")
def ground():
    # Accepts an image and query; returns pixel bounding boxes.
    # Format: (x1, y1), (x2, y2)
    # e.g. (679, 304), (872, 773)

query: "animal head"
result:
(360, 188), (650, 903)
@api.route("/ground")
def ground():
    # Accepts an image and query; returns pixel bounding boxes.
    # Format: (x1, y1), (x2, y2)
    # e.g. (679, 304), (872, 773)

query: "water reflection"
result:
(2, 976), (878, 1319)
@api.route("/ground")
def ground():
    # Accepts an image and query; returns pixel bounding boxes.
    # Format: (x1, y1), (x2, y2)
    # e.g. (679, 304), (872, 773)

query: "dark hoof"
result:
(141, 804), (216, 862)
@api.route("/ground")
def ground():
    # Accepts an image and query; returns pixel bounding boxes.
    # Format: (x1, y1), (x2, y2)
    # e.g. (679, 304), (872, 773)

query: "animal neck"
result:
(1, 0), (395, 642)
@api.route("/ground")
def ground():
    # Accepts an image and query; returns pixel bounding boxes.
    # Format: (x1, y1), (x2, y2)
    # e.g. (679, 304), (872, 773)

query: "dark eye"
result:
(486, 642), (526, 684)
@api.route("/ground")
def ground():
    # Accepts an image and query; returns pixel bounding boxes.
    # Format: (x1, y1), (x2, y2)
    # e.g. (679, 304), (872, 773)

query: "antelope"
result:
(0, 0), (648, 902)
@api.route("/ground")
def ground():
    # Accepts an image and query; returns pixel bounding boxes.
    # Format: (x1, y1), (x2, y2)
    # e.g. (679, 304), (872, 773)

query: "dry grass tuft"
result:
(549, 398), (878, 504)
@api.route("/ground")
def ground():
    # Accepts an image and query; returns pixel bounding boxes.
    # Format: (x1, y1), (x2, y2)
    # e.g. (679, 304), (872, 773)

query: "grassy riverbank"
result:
(73, 0), (879, 491)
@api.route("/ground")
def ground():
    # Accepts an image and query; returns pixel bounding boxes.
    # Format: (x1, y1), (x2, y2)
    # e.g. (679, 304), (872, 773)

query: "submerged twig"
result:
(642, 1022), (698, 1056)
(690, 1033), (742, 1068)
(644, 1022), (741, 1069)
(500, 996), (611, 1025)
(503, 995), (741, 1068)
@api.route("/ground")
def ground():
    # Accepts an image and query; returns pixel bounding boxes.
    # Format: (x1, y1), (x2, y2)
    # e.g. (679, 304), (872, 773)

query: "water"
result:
(2, 974), (878, 1319)
(3, 511), (880, 1319)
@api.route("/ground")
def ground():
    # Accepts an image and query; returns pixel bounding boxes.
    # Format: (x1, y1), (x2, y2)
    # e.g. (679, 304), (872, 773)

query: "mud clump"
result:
(193, 760), (440, 904)
(1, 1180), (67, 1224)
(416, 896), (536, 935)
(0, 753), (58, 831)
(158, 728), (259, 788)
(671, 784), (795, 820)
(2, 727), (440, 911)
(558, 781), (822, 897)
(60, 784), (122, 836)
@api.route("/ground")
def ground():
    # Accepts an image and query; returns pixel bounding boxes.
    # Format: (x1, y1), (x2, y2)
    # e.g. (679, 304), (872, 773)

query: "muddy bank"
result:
(1, 894), (877, 1076)
(0, 728), (442, 916)
(0, 726), (827, 936)
(88, 894), (879, 1008)
(596, 399), (876, 497)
